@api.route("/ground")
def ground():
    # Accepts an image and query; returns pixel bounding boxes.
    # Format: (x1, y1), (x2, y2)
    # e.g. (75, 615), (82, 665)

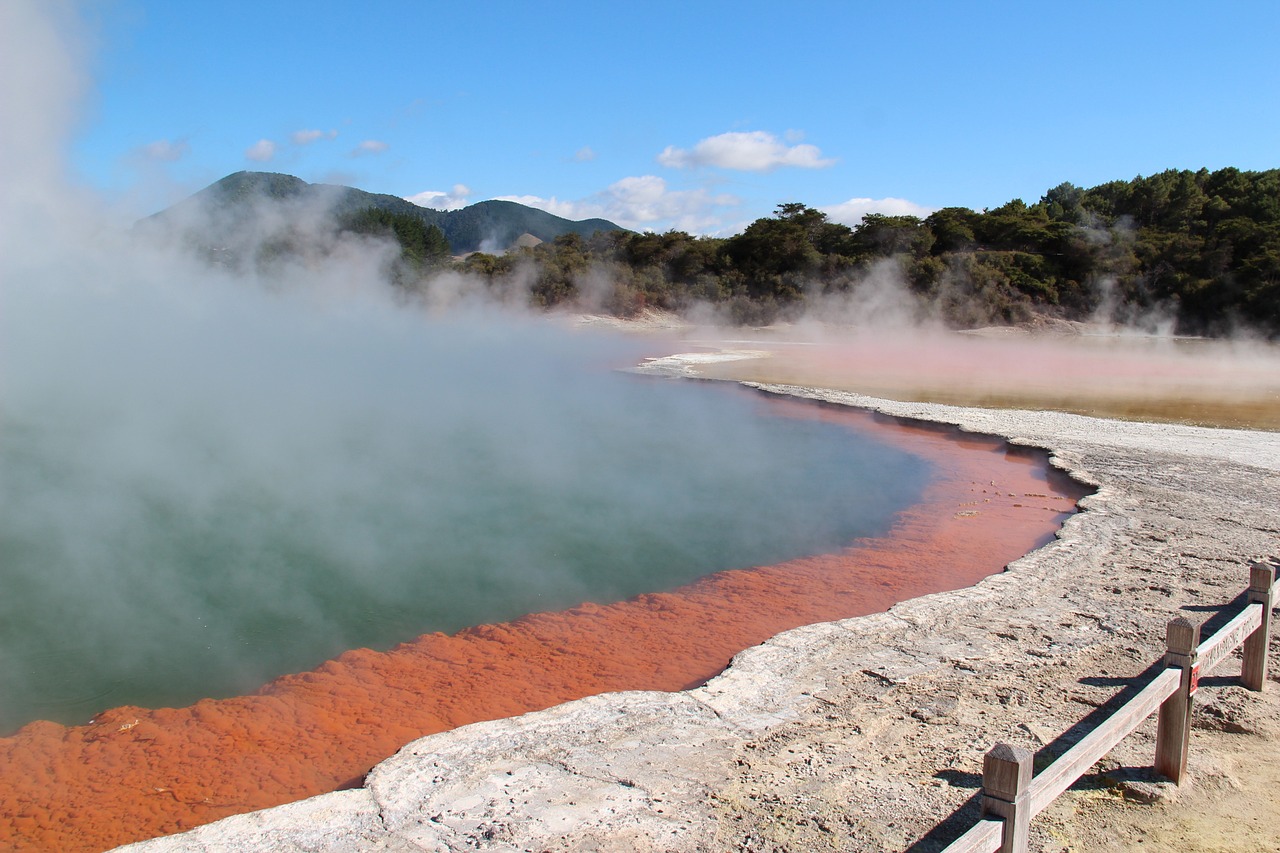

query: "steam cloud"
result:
(0, 1), (934, 733)
(0, 247), (929, 730)
(7, 0), (1276, 741)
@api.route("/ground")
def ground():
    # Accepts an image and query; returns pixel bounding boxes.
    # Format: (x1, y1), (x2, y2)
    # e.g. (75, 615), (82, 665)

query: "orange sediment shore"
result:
(0, 397), (1087, 852)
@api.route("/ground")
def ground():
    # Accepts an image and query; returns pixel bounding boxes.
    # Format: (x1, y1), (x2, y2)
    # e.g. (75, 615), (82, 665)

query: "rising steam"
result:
(0, 1), (940, 733)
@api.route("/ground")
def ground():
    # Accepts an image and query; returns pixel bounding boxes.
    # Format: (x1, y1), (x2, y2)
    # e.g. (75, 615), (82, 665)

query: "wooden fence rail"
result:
(938, 558), (1277, 853)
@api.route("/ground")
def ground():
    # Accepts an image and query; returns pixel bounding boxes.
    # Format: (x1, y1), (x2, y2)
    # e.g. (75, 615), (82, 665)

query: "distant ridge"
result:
(144, 171), (624, 254)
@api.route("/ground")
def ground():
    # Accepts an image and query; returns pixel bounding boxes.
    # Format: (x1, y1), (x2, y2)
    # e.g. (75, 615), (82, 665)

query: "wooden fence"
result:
(940, 558), (1277, 853)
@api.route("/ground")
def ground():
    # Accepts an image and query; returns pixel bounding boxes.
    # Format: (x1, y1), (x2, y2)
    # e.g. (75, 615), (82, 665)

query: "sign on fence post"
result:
(1155, 616), (1200, 783)
(981, 743), (1034, 853)
(1242, 559), (1276, 691)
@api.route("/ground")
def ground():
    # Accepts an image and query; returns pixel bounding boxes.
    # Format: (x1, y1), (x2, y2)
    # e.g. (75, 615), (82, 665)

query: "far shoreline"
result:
(592, 313), (1280, 432)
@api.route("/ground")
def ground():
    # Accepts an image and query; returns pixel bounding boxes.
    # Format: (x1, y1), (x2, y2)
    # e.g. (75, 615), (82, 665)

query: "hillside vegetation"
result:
(152, 168), (1280, 337)
(473, 168), (1277, 336)
(143, 171), (621, 256)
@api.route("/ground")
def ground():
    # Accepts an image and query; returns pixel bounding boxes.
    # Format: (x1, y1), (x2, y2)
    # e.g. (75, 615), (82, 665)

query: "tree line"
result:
(350, 167), (1280, 336)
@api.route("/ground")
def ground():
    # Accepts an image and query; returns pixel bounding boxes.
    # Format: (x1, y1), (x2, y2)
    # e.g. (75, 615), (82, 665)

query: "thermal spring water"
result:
(0, 294), (932, 734)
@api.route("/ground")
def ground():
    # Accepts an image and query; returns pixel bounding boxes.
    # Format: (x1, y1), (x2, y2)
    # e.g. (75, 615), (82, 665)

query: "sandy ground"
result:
(694, 331), (1280, 853)
(118, 326), (1280, 853)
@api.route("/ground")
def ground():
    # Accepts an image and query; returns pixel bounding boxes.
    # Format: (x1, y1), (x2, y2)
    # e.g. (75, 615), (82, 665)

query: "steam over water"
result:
(0, 285), (931, 734)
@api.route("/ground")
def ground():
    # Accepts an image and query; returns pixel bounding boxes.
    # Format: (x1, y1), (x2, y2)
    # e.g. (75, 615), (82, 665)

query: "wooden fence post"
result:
(981, 743), (1034, 853)
(1242, 559), (1276, 691)
(1155, 616), (1200, 783)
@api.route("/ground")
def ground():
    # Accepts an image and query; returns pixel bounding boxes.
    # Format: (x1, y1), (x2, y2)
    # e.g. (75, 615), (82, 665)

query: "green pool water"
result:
(0, 304), (931, 733)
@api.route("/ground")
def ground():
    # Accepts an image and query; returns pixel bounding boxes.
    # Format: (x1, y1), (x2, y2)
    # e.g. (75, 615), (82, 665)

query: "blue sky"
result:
(36, 1), (1280, 233)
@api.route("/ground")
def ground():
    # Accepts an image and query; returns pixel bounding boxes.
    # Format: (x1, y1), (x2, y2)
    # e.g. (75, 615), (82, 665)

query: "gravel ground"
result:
(119, 380), (1280, 853)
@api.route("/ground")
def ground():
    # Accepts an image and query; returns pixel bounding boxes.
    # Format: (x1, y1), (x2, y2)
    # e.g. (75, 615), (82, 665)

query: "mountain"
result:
(142, 171), (624, 255)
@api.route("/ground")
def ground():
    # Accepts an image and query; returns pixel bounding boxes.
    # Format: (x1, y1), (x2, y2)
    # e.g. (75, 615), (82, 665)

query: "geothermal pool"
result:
(0, 317), (931, 735)
(0, 387), (1082, 852)
(0, 374), (931, 733)
(0, 292), (1084, 852)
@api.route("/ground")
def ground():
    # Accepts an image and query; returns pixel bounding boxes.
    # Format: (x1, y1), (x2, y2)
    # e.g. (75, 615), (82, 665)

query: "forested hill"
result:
(484, 167), (1276, 336)
(143, 171), (623, 254)
(145, 168), (1279, 337)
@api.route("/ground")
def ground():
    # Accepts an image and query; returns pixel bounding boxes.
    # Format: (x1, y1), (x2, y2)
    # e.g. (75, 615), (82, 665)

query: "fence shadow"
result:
(905, 790), (986, 853)
(904, 660), (1170, 851)
(902, 561), (1275, 853)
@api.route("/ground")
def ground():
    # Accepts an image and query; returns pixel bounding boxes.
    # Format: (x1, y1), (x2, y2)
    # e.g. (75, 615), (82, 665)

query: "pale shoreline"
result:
(118, 367), (1280, 852)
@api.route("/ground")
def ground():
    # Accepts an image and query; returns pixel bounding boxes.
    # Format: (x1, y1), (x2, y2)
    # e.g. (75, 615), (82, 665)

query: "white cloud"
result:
(351, 139), (389, 157)
(573, 145), (596, 162)
(244, 138), (276, 162)
(602, 176), (732, 229)
(405, 184), (472, 211)
(822, 197), (936, 226)
(291, 128), (337, 145)
(657, 130), (835, 172)
(496, 175), (739, 234)
(140, 138), (190, 162)
(492, 193), (584, 221)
